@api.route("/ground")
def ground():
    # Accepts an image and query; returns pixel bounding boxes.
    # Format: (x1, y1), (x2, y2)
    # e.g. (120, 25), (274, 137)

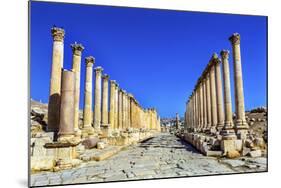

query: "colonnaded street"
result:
(31, 133), (267, 187)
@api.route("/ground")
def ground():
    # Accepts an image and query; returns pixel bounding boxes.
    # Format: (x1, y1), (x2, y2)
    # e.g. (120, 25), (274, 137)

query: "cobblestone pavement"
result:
(31, 133), (267, 187)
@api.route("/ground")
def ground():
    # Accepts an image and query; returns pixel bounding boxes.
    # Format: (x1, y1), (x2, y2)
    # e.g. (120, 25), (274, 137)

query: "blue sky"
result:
(30, 1), (267, 118)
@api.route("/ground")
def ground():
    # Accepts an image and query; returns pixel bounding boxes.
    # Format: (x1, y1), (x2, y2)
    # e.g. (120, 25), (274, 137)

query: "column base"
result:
(235, 120), (249, 140)
(74, 128), (82, 136)
(81, 126), (95, 138)
(216, 123), (224, 132)
(210, 126), (217, 135)
(221, 129), (237, 140)
(236, 129), (248, 140)
(57, 134), (80, 145)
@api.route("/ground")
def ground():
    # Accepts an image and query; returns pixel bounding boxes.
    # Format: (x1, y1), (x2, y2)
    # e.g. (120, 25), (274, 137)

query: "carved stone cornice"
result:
(85, 56), (94, 67)
(229, 33), (240, 45)
(51, 26), (65, 42)
(71, 42), (84, 56)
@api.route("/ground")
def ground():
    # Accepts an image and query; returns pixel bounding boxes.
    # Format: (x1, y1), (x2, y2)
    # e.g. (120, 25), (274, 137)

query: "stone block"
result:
(97, 141), (105, 149)
(221, 139), (242, 154)
(31, 156), (55, 172)
(249, 150), (262, 158)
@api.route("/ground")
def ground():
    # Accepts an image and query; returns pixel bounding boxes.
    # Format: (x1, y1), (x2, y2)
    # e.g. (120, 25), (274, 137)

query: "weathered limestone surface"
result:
(48, 27), (65, 132)
(58, 70), (75, 141)
(31, 133), (266, 186)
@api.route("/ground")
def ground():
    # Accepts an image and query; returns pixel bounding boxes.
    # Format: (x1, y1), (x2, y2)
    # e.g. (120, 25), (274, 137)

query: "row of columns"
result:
(184, 33), (249, 140)
(46, 27), (161, 141)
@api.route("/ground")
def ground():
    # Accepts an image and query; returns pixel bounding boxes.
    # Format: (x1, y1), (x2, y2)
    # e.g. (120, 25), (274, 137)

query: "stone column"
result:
(196, 87), (201, 131)
(214, 56), (224, 131)
(220, 50), (236, 139)
(199, 81), (204, 131)
(127, 94), (131, 128)
(194, 90), (198, 132)
(206, 73), (212, 131)
(192, 93), (196, 131)
(71, 42), (84, 136)
(229, 33), (249, 139)
(114, 83), (119, 129)
(109, 80), (117, 129)
(202, 78), (208, 131)
(58, 70), (75, 141)
(210, 57), (218, 133)
(93, 66), (103, 131)
(118, 89), (123, 129)
(82, 56), (94, 134)
(122, 90), (127, 129)
(101, 74), (109, 125)
(48, 27), (65, 132)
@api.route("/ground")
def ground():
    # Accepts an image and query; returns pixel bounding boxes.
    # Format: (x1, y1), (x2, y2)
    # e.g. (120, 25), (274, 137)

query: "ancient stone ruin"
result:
(182, 33), (267, 158)
(31, 26), (161, 172)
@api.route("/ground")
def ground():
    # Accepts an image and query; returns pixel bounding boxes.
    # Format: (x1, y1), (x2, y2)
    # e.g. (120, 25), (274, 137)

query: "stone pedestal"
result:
(58, 70), (75, 142)
(82, 56), (94, 136)
(71, 42), (84, 136)
(48, 27), (65, 132)
(229, 33), (249, 139)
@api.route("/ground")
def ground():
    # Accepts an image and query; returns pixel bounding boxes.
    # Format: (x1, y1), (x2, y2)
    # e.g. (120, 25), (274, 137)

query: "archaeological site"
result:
(29, 2), (267, 187)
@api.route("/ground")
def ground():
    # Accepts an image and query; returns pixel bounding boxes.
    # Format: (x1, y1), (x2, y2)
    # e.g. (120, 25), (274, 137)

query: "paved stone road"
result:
(31, 133), (267, 187)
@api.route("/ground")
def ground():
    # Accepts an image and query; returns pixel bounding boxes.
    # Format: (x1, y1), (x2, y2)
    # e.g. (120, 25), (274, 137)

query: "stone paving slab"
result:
(30, 133), (267, 186)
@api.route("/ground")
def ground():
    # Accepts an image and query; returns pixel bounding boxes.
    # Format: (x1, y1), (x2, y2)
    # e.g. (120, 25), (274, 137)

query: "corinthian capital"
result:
(229, 33), (240, 45)
(220, 50), (230, 59)
(51, 26), (65, 42)
(71, 42), (84, 56)
(85, 56), (94, 67)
